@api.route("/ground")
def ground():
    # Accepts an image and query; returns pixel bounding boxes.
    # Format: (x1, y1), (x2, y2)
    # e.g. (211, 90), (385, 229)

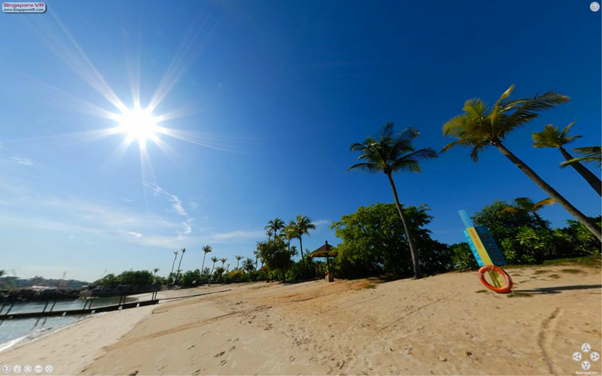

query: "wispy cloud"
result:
(313, 219), (331, 227)
(189, 202), (198, 210)
(126, 231), (143, 238)
(11, 157), (34, 166)
(209, 230), (266, 241)
(144, 182), (187, 216)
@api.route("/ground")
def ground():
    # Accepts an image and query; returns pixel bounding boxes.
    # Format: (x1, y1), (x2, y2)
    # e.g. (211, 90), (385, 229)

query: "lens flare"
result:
(116, 108), (159, 144)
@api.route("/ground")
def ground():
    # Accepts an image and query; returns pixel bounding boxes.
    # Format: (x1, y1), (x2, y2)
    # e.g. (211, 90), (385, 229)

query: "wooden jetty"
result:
(0, 292), (160, 320)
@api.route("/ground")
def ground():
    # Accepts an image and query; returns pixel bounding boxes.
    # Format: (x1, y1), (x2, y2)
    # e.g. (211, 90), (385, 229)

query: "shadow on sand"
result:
(514, 284), (602, 295)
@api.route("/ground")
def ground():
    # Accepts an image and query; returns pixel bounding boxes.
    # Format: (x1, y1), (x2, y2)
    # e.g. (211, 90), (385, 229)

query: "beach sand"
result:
(0, 265), (600, 375)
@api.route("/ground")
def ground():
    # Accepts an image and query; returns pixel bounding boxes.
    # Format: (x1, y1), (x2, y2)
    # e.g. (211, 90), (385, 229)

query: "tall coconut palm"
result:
(227, 263), (230, 272)
(348, 123), (438, 278)
(201, 245), (212, 273)
(284, 222), (297, 252)
(170, 250), (179, 282)
(153, 267), (160, 276)
(235, 255), (243, 269)
(265, 218), (285, 238)
(532, 122), (601, 196)
(220, 258), (227, 269)
(290, 215), (316, 264)
(441, 85), (601, 241)
(176, 248), (186, 283)
(503, 197), (555, 229)
(562, 146), (601, 169)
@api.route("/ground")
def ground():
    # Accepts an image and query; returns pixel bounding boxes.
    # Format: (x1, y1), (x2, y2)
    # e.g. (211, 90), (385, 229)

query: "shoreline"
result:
(1, 267), (600, 375)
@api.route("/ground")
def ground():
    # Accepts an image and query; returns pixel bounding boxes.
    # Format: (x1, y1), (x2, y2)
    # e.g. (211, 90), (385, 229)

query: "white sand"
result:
(0, 265), (600, 375)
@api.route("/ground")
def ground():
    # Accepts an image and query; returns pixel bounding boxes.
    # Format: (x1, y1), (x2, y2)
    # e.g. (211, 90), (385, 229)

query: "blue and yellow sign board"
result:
(459, 210), (506, 267)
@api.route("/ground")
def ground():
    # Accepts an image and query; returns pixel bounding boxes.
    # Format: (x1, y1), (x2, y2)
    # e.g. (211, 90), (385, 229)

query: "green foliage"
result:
(95, 270), (155, 286)
(472, 200), (540, 242)
(242, 258), (256, 273)
(331, 203), (449, 278)
(181, 269), (202, 287)
(449, 243), (478, 270)
(257, 238), (294, 280)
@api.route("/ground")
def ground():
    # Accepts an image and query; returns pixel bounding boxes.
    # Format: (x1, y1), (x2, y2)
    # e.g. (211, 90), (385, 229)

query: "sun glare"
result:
(117, 108), (159, 144)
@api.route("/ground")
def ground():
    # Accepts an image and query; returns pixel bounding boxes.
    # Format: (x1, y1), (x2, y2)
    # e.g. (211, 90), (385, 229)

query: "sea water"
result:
(0, 297), (128, 353)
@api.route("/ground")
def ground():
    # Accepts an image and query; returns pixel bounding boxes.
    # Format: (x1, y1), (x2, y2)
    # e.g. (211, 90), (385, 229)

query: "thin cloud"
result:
(144, 182), (187, 216)
(313, 219), (331, 226)
(11, 157), (34, 166)
(126, 231), (142, 238)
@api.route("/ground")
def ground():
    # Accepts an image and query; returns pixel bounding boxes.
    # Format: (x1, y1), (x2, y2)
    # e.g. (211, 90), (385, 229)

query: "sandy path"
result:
(1, 265), (600, 375)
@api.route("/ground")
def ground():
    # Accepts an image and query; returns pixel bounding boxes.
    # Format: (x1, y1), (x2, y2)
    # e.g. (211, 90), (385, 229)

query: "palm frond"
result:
(533, 197), (555, 210)
(561, 146), (602, 168)
(346, 162), (381, 174)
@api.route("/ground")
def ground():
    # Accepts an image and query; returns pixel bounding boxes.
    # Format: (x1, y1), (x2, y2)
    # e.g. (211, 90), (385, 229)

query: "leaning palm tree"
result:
(169, 250), (179, 282)
(201, 245), (212, 273)
(220, 258), (227, 268)
(265, 218), (285, 238)
(562, 146), (602, 169)
(235, 255), (243, 269)
(441, 85), (601, 241)
(291, 215), (316, 264)
(503, 197), (555, 229)
(533, 122), (601, 196)
(176, 248), (186, 283)
(348, 123), (438, 278)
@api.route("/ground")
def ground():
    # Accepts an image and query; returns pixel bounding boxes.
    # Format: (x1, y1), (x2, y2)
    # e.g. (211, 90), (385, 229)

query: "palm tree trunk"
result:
(496, 143), (601, 241)
(386, 173), (421, 279)
(176, 253), (184, 283)
(201, 254), (207, 273)
(170, 255), (177, 282)
(299, 237), (305, 264)
(559, 147), (601, 196)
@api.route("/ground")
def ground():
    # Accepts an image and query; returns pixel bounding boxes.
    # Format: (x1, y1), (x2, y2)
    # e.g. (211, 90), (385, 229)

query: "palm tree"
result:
(291, 215), (316, 264)
(176, 248), (186, 283)
(532, 122), (601, 196)
(170, 250), (179, 282)
(284, 222), (297, 252)
(503, 197), (555, 229)
(265, 218), (285, 238)
(348, 123), (438, 278)
(266, 229), (274, 241)
(227, 263), (231, 272)
(153, 268), (159, 276)
(253, 250), (260, 270)
(209, 256), (219, 283)
(201, 245), (212, 273)
(562, 146), (601, 169)
(235, 255), (243, 269)
(220, 258), (227, 268)
(441, 85), (601, 241)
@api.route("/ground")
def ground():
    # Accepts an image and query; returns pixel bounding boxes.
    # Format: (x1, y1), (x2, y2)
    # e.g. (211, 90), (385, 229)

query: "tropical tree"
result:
(441, 84), (601, 241)
(153, 268), (160, 283)
(253, 250), (260, 270)
(175, 248), (186, 283)
(220, 258), (227, 268)
(562, 146), (601, 169)
(242, 258), (255, 273)
(348, 123), (438, 278)
(265, 218), (285, 238)
(235, 255), (243, 269)
(503, 197), (555, 230)
(209, 256), (219, 284)
(290, 215), (316, 264)
(266, 229), (274, 241)
(201, 245), (212, 274)
(532, 122), (601, 196)
(170, 250), (179, 282)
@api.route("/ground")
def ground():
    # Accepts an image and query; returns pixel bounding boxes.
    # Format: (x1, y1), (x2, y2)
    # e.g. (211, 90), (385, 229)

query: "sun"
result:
(116, 108), (159, 144)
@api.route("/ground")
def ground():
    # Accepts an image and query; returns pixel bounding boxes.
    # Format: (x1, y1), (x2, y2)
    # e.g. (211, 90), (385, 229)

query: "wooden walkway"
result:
(0, 299), (160, 320)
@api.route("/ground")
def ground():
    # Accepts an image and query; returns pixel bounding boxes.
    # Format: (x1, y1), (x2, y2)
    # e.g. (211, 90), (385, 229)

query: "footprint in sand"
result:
(214, 351), (225, 357)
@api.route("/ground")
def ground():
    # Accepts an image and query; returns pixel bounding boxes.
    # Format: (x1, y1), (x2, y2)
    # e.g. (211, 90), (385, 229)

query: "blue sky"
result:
(0, 0), (600, 281)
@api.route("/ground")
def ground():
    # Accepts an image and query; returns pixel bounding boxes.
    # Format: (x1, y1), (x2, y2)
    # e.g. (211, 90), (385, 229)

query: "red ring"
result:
(478, 265), (513, 294)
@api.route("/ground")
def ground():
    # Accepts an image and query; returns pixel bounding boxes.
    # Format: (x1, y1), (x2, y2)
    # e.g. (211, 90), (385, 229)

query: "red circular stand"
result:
(478, 265), (513, 294)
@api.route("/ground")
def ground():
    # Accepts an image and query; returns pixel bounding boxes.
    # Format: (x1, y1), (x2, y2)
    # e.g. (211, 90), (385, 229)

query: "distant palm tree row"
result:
(348, 84), (601, 280)
(265, 215), (316, 263)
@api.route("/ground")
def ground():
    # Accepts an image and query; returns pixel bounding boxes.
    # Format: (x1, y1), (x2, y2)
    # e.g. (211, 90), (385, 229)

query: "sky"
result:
(0, 0), (600, 281)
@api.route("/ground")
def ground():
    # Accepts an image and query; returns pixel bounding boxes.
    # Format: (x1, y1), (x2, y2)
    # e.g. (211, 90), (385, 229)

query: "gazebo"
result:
(309, 241), (338, 282)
